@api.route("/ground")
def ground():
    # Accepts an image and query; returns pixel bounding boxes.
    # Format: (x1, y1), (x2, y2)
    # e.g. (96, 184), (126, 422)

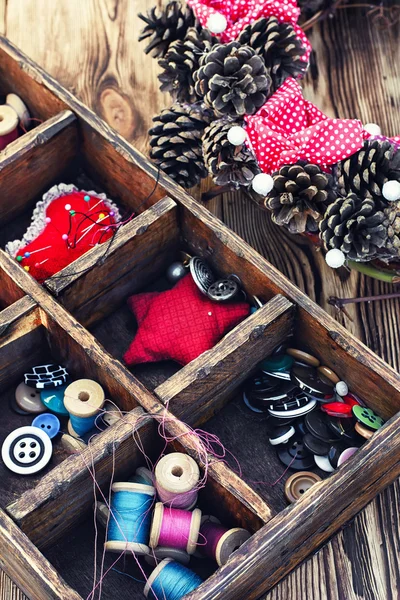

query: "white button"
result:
(2, 426), (52, 475)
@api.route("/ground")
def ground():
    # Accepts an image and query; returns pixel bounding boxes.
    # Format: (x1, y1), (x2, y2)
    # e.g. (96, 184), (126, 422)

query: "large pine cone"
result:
(338, 139), (400, 204)
(138, 1), (197, 58)
(265, 162), (336, 234)
(237, 17), (308, 91)
(149, 103), (210, 188)
(320, 194), (394, 261)
(158, 28), (217, 103)
(202, 120), (260, 187)
(194, 42), (272, 117)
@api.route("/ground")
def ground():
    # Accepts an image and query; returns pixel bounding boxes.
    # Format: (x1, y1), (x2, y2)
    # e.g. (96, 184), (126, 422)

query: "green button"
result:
(352, 406), (384, 430)
(259, 354), (294, 373)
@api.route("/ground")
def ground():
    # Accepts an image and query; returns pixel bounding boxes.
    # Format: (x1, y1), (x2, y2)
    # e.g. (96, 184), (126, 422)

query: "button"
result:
(278, 438), (314, 470)
(269, 425), (295, 446)
(268, 398), (317, 419)
(314, 454), (335, 473)
(189, 257), (215, 295)
(286, 349), (320, 367)
(10, 395), (32, 416)
(40, 385), (69, 416)
(305, 410), (339, 442)
(337, 447), (358, 466)
(317, 366), (340, 384)
(291, 365), (334, 398)
(259, 354), (293, 374)
(268, 416), (295, 428)
(24, 364), (69, 389)
(242, 391), (265, 413)
(354, 421), (374, 440)
(1, 426), (52, 475)
(326, 416), (359, 441)
(31, 413), (60, 439)
(352, 406), (384, 431)
(207, 279), (239, 301)
(294, 419), (307, 436)
(267, 393), (310, 412)
(321, 401), (353, 418)
(15, 382), (46, 414)
(303, 433), (330, 456)
(328, 443), (350, 468)
(284, 471), (322, 503)
(342, 394), (360, 408)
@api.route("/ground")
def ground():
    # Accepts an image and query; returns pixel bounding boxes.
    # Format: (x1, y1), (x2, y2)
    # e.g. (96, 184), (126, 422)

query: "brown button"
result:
(355, 421), (374, 440)
(284, 471), (322, 503)
(286, 349), (320, 367)
(318, 366), (340, 385)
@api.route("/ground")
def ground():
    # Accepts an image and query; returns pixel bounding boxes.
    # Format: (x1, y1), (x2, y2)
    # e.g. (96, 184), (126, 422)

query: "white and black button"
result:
(269, 425), (295, 446)
(1, 426), (53, 475)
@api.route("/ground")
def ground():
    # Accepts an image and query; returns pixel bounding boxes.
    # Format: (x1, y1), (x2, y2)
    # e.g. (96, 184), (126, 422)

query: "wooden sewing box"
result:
(0, 36), (399, 600)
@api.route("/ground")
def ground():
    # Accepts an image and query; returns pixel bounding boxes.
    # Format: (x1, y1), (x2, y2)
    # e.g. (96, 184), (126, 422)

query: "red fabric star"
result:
(123, 274), (250, 366)
(244, 77), (367, 173)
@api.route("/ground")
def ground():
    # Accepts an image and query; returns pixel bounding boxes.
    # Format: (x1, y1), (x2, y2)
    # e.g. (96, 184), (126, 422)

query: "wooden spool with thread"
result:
(155, 452), (200, 509)
(63, 379), (105, 438)
(149, 502), (202, 555)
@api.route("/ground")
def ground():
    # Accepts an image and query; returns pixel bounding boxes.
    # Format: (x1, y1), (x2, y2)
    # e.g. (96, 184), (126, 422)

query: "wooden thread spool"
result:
(199, 515), (251, 567)
(144, 559), (202, 600)
(105, 482), (155, 556)
(6, 93), (30, 129)
(155, 453), (200, 509)
(63, 379), (105, 438)
(0, 105), (18, 150)
(130, 466), (154, 486)
(150, 502), (202, 555)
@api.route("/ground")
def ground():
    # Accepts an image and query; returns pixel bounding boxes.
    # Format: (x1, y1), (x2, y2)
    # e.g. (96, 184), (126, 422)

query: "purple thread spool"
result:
(199, 515), (251, 566)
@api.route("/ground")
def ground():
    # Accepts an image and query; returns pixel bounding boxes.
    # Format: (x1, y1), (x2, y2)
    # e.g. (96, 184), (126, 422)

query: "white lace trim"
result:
(5, 183), (122, 257)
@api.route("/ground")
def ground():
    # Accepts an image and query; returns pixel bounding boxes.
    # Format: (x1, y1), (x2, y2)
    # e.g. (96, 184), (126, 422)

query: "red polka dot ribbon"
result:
(244, 78), (367, 173)
(187, 0), (311, 61)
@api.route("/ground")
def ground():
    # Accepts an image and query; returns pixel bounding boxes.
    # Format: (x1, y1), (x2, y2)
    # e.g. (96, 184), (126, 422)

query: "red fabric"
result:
(123, 274), (250, 366)
(187, 0), (311, 62)
(14, 191), (118, 283)
(244, 78), (366, 173)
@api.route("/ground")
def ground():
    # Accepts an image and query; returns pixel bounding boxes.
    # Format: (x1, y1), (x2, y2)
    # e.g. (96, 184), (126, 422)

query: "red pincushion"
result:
(123, 274), (250, 366)
(5, 185), (120, 283)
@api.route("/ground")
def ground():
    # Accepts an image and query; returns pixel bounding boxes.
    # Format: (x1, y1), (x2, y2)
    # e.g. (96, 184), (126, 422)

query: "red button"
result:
(321, 402), (353, 418)
(342, 394), (360, 408)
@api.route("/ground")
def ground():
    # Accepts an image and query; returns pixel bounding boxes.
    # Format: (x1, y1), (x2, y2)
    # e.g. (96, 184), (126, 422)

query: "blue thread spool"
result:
(63, 379), (105, 439)
(144, 559), (202, 600)
(105, 482), (155, 555)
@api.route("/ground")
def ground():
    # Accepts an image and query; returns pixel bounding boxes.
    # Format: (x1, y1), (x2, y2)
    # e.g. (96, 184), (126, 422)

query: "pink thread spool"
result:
(199, 515), (251, 566)
(149, 502), (202, 555)
(6, 94), (30, 130)
(155, 453), (200, 510)
(0, 105), (18, 150)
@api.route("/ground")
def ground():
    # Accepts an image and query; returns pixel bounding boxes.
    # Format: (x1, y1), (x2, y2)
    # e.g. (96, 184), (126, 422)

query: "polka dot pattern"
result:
(244, 78), (365, 173)
(186, 0), (311, 60)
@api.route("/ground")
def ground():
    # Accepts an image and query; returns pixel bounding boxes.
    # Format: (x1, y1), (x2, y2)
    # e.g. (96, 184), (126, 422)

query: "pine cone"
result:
(138, 1), (197, 58)
(265, 162), (336, 234)
(158, 28), (217, 103)
(237, 17), (308, 90)
(149, 103), (210, 188)
(202, 120), (260, 187)
(320, 194), (393, 261)
(383, 201), (400, 259)
(194, 42), (272, 117)
(338, 138), (400, 204)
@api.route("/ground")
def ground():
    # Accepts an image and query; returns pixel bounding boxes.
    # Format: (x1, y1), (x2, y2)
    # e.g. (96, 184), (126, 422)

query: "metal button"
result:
(189, 257), (215, 295)
(207, 278), (239, 302)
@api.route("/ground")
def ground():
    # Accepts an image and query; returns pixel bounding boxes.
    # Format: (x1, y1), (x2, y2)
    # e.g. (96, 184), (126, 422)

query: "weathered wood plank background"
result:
(0, 0), (399, 598)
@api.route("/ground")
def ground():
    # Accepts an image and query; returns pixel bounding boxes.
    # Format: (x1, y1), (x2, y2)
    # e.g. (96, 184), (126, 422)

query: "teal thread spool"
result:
(105, 482), (155, 555)
(63, 379), (105, 439)
(130, 466), (154, 486)
(144, 559), (202, 600)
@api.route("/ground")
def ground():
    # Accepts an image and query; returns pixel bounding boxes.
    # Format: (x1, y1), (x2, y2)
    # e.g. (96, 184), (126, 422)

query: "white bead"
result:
(227, 126), (247, 146)
(335, 381), (349, 397)
(251, 173), (274, 196)
(325, 248), (345, 269)
(382, 180), (400, 202)
(364, 123), (381, 136)
(206, 12), (227, 34)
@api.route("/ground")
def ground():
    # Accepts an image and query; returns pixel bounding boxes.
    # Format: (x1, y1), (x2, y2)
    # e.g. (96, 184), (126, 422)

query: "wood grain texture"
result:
(1, 2), (399, 600)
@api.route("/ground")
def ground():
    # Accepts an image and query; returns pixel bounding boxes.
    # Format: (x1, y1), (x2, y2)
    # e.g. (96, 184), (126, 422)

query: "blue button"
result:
(32, 413), (60, 439)
(40, 385), (69, 416)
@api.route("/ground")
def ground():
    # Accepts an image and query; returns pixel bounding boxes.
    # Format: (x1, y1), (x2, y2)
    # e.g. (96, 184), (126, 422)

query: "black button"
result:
(277, 438), (314, 471)
(305, 410), (338, 442)
(326, 416), (360, 441)
(303, 433), (330, 456)
(291, 365), (334, 398)
(328, 443), (351, 468)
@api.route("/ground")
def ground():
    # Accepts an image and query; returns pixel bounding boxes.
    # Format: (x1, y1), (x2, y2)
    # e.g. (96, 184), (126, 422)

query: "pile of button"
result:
(2, 364), (120, 476)
(243, 346), (385, 501)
